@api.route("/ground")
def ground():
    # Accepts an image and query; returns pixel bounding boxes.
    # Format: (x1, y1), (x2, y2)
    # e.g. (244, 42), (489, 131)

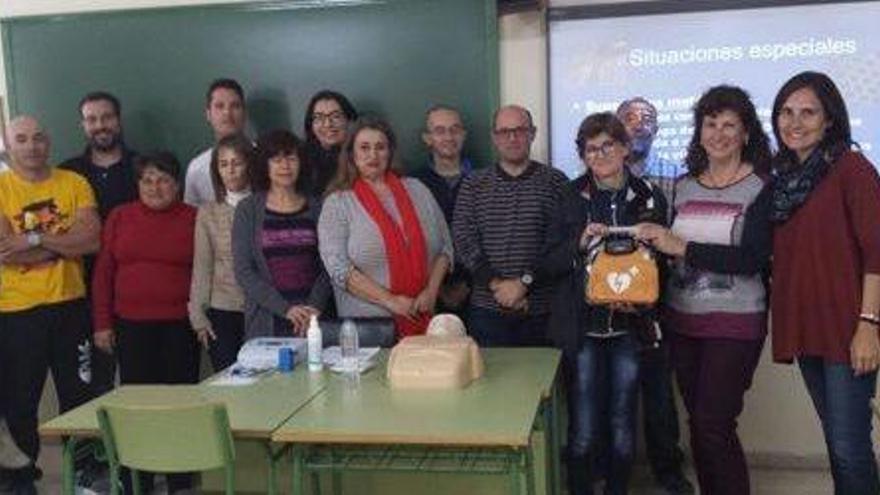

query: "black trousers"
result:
(115, 318), (199, 493)
(206, 308), (244, 372)
(0, 299), (94, 472)
(116, 318), (199, 386)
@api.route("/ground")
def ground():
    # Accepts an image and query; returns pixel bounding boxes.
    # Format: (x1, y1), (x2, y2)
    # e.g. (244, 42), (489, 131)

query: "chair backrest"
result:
(97, 401), (235, 473)
(320, 317), (396, 347)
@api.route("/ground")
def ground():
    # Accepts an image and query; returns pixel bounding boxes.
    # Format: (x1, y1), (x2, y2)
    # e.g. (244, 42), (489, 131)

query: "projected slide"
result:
(549, 2), (880, 178)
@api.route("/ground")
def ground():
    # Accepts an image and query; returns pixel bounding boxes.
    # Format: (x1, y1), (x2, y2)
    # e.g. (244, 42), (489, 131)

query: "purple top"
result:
(261, 207), (321, 303)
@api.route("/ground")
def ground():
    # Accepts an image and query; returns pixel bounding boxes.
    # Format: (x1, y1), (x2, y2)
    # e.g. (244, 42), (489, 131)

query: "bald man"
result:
(0, 116), (100, 493)
(452, 105), (568, 346)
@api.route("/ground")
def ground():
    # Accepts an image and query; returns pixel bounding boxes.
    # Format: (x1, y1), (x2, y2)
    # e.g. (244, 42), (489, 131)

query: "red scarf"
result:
(353, 172), (431, 336)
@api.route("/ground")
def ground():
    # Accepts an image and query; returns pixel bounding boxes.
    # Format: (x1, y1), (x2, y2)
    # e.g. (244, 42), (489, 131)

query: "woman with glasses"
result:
(303, 90), (358, 196)
(319, 116), (452, 338)
(637, 85), (773, 495)
(541, 112), (666, 495)
(770, 72), (880, 495)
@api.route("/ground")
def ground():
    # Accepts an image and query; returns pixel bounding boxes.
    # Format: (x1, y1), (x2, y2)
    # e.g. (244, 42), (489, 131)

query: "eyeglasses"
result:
(428, 125), (464, 137)
(493, 126), (534, 140)
(623, 109), (657, 127)
(313, 111), (347, 126)
(584, 140), (618, 159)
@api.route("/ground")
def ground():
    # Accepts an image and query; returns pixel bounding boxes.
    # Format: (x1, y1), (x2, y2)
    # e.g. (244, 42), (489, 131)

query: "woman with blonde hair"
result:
(319, 116), (452, 337)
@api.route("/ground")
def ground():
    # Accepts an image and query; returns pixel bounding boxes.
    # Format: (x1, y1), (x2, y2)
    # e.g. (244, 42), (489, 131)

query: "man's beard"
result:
(434, 146), (463, 162)
(89, 132), (122, 153)
(629, 136), (653, 162)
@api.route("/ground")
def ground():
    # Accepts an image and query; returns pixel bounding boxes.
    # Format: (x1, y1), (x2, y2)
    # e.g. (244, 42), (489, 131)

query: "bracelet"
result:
(859, 312), (880, 326)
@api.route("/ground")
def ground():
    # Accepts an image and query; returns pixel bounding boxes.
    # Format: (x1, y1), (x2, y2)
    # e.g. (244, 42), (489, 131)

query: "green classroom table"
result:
(39, 370), (328, 495)
(272, 348), (562, 495)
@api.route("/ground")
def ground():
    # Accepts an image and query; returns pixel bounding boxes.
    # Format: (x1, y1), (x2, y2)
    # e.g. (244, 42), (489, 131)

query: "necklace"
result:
(702, 162), (750, 189)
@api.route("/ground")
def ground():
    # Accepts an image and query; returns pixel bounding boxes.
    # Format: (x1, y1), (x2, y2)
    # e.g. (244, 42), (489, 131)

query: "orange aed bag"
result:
(585, 235), (659, 306)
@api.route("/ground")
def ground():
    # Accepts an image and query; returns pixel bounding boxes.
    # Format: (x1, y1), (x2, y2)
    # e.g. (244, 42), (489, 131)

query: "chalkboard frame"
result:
(2, 0), (500, 171)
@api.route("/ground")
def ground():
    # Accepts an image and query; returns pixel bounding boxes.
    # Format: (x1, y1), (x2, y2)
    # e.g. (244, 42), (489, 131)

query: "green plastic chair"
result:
(96, 402), (236, 495)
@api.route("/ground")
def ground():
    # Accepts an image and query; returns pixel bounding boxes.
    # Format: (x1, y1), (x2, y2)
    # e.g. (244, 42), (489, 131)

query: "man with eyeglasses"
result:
(617, 97), (686, 206)
(616, 97), (694, 495)
(452, 105), (568, 346)
(413, 105), (473, 316)
(184, 78), (247, 206)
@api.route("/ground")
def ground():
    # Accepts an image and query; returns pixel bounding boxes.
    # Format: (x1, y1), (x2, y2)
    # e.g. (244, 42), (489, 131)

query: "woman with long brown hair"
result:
(318, 116), (452, 337)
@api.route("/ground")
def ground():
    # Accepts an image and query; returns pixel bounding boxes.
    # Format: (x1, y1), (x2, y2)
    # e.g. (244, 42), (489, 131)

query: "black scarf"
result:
(771, 148), (831, 223)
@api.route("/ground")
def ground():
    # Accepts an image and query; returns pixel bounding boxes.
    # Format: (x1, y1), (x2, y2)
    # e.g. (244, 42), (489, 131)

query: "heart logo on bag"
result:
(606, 272), (632, 294)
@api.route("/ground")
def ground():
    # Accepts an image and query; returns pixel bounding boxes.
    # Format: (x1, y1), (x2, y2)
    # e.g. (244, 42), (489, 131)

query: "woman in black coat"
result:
(538, 112), (667, 495)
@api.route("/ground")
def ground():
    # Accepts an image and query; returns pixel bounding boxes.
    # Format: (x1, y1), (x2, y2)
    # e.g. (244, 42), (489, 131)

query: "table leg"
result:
(509, 450), (523, 495)
(332, 469), (343, 495)
(540, 399), (553, 495)
(265, 443), (288, 495)
(526, 445), (536, 495)
(311, 471), (322, 495)
(291, 445), (306, 495)
(61, 436), (77, 495)
(548, 381), (562, 495)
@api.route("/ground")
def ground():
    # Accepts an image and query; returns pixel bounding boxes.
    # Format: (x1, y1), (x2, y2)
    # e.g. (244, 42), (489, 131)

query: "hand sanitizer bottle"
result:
(307, 314), (323, 372)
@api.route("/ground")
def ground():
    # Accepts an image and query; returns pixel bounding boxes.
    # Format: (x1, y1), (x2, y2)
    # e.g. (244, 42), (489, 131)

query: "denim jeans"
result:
(467, 306), (549, 347)
(799, 356), (880, 495)
(568, 333), (640, 495)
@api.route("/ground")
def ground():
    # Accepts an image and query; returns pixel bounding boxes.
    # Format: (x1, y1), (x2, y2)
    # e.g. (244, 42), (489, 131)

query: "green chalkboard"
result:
(2, 0), (498, 171)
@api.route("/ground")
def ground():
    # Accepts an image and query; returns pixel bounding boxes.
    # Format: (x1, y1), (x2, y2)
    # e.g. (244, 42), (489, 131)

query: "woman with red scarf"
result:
(318, 117), (452, 337)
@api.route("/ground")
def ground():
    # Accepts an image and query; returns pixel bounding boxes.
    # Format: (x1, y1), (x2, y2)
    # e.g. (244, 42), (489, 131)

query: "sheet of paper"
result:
(322, 346), (380, 373)
(206, 366), (274, 386)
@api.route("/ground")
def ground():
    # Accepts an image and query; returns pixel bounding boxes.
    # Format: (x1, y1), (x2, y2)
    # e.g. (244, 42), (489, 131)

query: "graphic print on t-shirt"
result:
(11, 198), (69, 271)
(14, 198), (69, 235)
(670, 200), (743, 295)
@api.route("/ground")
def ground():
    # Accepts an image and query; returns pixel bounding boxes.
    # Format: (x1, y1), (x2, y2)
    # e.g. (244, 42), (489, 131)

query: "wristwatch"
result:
(520, 272), (534, 288)
(25, 231), (42, 247)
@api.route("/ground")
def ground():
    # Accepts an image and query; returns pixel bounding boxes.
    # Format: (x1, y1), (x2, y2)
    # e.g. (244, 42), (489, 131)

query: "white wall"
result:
(1, 0), (859, 466)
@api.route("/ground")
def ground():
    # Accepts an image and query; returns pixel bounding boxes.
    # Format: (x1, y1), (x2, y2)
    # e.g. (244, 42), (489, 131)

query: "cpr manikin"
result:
(387, 314), (484, 389)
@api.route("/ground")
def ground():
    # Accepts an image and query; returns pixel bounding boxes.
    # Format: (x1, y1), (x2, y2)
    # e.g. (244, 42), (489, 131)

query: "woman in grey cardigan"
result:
(318, 117), (452, 338)
(232, 129), (332, 339)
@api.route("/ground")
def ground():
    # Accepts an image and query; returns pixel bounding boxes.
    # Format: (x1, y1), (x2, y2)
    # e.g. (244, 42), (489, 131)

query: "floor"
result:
(33, 440), (834, 494)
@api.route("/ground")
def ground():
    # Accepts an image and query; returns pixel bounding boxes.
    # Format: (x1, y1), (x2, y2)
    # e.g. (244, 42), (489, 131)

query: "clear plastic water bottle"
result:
(339, 319), (360, 387)
(307, 314), (323, 372)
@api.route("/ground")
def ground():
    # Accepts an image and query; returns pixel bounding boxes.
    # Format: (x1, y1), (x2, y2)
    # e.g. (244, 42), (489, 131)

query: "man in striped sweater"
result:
(452, 105), (568, 346)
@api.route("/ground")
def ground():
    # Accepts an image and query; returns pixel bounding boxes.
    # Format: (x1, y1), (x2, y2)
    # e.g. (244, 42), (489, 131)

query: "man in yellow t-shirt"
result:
(0, 116), (100, 492)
